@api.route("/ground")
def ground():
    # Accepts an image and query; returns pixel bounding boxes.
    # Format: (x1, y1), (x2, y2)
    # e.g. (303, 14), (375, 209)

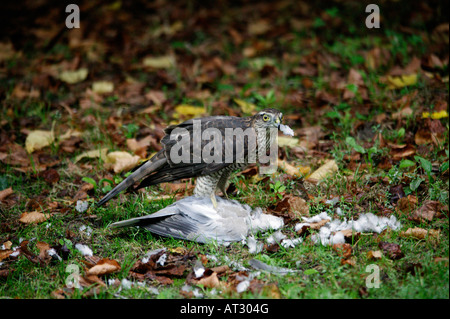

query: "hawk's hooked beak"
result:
(275, 116), (281, 129)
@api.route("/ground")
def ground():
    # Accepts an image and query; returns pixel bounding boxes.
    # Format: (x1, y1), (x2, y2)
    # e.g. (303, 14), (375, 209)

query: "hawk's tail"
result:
(96, 157), (167, 206)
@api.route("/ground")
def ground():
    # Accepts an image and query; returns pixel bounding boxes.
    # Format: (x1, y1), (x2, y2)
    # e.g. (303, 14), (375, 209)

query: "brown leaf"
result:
(410, 200), (445, 223)
(197, 272), (220, 289)
(340, 257), (356, 266)
(0, 249), (13, 261)
(40, 168), (60, 184)
(86, 258), (121, 276)
(309, 219), (330, 230)
(36, 241), (52, 265)
(274, 195), (309, 219)
(19, 211), (52, 224)
(390, 144), (416, 160)
(367, 250), (383, 260)
(378, 242), (404, 260)
(338, 229), (361, 243)
(0, 187), (14, 201)
(396, 195), (418, 214)
(399, 227), (440, 241)
(332, 243), (352, 259)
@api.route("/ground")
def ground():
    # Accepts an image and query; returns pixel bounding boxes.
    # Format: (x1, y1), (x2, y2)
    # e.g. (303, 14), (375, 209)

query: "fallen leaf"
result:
(247, 19), (271, 35)
(410, 200), (444, 223)
(74, 148), (108, 163)
(340, 257), (356, 266)
(59, 68), (88, 84)
(233, 98), (256, 114)
(36, 241), (52, 265)
(396, 195), (418, 214)
(338, 229), (361, 242)
(309, 219), (330, 230)
(92, 81), (114, 94)
(0, 187), (14, 201)
(104, 151), (141, 173)
(59, 129), (83, 141)
(274, 195), (309, 219)
(367, 250), (383, 260)
(143, 55), (176, 69)
(307, 159), (338, 182)
(422, 110), (449, 119)
(400, 227), (440, 241)
(1, 241), (12, 250)
(19, 211), (52, 224)
(25, 130), (55, 153)
(40, 168), (60, 184)
(197, 272), (221, 289)
(127, 135), (155, 158)
(333, 243), (352, 259)
(173, 105), (206, 119)
(0, 249), (13, 261)
(278, 160), (310, 177)
(414, 129), (432, 145)
(86, 258), (121, 276)
(378, 242), (404, 260)
(386, 74), (418, 89)
(390, 144), (416, 160)
(278, 136), (299, 148)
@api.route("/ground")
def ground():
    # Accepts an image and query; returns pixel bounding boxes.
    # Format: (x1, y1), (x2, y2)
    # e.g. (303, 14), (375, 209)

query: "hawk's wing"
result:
(136, 115), (255, 189)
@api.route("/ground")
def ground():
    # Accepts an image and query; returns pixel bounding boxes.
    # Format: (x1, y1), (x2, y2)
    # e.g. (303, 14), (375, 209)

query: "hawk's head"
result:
(254, 108), (283, 129)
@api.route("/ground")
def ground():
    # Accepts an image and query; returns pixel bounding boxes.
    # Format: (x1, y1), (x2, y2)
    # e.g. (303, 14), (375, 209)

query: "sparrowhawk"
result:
(97, 108), (290, 208)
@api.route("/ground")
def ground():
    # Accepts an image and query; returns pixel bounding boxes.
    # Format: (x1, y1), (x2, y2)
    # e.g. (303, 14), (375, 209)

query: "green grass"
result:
(1, 0), (448, 299)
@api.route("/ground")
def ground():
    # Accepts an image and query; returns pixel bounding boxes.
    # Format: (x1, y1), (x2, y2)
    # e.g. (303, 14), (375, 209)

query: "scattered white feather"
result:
(75, 200), (89, 213)
(246, 235), (263, 254)
(142, 248), (166, 263)
(75, 243), (93, 256)
(120, 278), (133, 290)
(79, 225), (93, 237)
(281, 238), (303, 248)
(279, 124), (294, 136)
(299, 212), (401, 246)
(325, 197), (340, 205)
(156, 253), (167, 266)
(47, 248), (62, 261)
(266, 230), (286, 245)
(236, 280), (251, 293)
(193, 259), (205, 278)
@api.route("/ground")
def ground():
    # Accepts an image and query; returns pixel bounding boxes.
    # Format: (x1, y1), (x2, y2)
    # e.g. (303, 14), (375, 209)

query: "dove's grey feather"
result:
(109, 196), (284, 244)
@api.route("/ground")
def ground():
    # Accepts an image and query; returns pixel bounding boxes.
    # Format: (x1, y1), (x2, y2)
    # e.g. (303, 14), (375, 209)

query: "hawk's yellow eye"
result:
(263, 114), (270, 121)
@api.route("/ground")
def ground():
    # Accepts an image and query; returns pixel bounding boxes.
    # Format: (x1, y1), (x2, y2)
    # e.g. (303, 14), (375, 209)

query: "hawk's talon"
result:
(210, 193), (218, 210)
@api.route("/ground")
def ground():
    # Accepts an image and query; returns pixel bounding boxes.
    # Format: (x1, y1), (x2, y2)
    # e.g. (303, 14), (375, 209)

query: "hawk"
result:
(97, 108), (290, 208)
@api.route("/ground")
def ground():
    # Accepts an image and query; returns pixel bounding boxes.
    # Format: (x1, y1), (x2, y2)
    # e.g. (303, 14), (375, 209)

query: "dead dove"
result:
(109, 195), (283, 244)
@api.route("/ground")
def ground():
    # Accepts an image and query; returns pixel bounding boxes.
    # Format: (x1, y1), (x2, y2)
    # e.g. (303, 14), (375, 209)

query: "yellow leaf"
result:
(174, 104), (206, 118)
(278, 159), (310, 177)
(143, 55), (176, 69)
(92, 81), (114, 94)
(105, 151), (141, 173)
(25, 130), (55, 153)
(422, 110), (448, 119)
(307, 159), (338, 182)
(59, 129), (83, 141)
(387, 74), (417, 89)
(74, 148), (108, 163)
(233, 98), (256, 113)
(278, 136), (299, 148)
(59, 68), (88, 84)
